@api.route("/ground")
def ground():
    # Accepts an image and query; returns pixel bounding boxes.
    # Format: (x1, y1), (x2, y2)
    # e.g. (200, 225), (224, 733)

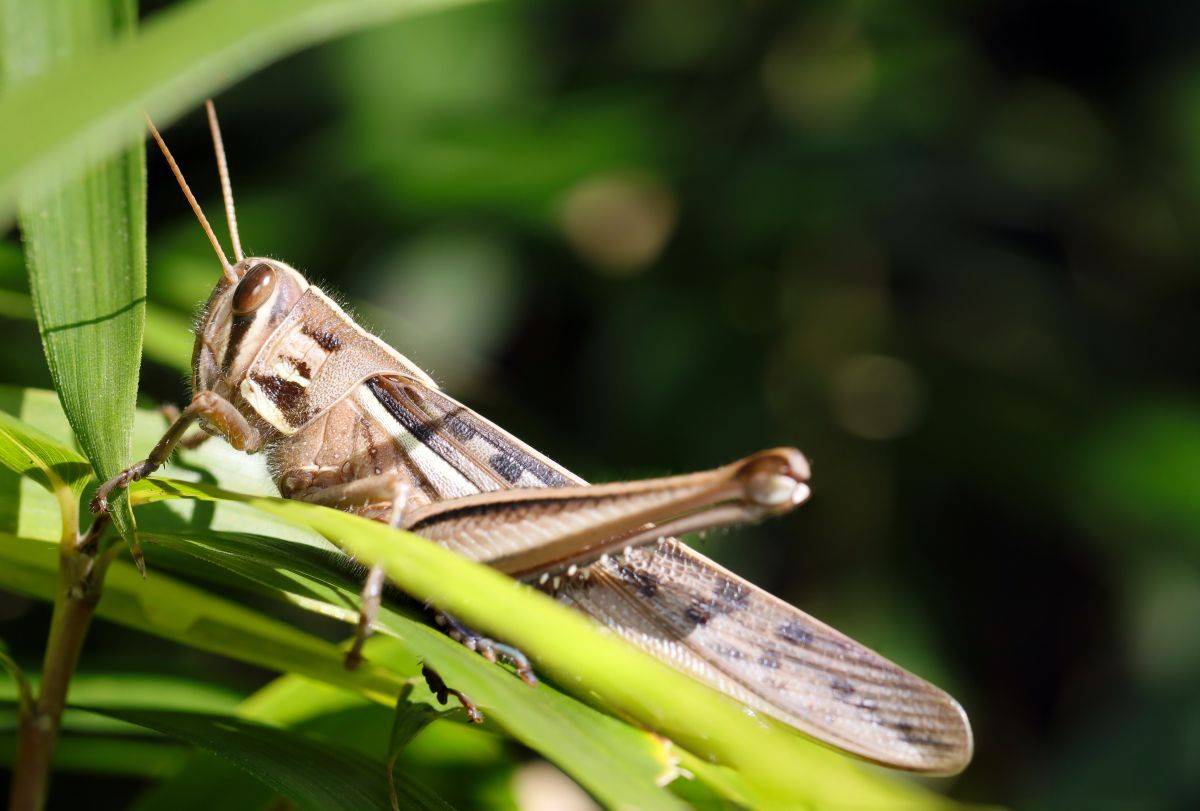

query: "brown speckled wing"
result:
(557, 539), (972, 773)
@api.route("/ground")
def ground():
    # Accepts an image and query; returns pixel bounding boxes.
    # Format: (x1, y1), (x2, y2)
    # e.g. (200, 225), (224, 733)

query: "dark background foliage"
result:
(3, 1), (1200, 808)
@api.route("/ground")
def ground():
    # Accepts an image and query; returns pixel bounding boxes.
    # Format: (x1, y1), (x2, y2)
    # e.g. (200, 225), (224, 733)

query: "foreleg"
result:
(159, 403), (214, 450)
(91, 391), (261, 514)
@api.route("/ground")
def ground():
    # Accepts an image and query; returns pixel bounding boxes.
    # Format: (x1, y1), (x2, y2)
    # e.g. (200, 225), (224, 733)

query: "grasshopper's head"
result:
(144, 103), (314, 403)
(192, 258), (310, 399)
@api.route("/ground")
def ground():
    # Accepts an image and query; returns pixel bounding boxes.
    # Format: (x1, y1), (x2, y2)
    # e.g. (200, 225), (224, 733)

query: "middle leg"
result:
(290, 471), (410, 670)
(290, 470), (534, 719)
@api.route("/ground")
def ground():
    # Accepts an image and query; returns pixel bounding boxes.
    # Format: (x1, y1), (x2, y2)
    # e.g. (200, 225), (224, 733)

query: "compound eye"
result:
(232, 263), (277, 315)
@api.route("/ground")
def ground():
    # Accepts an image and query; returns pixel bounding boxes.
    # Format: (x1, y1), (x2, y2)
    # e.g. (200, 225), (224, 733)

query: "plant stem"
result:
(8, 517), (109, 811)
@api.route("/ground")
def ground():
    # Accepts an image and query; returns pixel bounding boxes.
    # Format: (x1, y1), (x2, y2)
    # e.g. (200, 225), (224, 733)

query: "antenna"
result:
(205, 100), (244, 263)
(144, 114), (237, 283)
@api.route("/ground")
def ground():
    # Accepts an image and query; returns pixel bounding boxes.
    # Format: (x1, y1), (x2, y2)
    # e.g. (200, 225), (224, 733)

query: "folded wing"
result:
(369, 374), (972, 773)
(557, 538), (972, 773)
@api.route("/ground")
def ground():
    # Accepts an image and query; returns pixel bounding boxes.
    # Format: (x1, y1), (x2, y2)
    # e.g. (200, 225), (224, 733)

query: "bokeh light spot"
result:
(559, 172), (678, 274)
(830, 354), (923, 440)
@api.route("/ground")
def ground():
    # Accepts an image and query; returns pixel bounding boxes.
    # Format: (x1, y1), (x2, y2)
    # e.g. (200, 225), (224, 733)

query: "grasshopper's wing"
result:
(557, 540), (973, 774)
(369, 376), (972, 774)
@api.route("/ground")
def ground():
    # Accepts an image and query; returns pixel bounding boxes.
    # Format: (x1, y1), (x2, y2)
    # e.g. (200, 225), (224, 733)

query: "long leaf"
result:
(131, 480), (959, 809)
(140, 529), (691, 811)
(80, 706), (454, 811)
(128, 676), (519, 811)
(0, 533), (404, 699)
(0, 409), (92, 542)
(0, 0), (145, 543)
(0, 722), (191, 780)
(0, 0), (484, 222)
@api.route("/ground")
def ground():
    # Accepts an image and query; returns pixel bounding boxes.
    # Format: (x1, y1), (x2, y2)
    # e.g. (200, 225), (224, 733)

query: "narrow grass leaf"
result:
(0, 534), (405, 706)
(79, 706), (454, 811)
(140, 529), (688, 811)
(387, 686), (443, 811)
(0, 722), (191, 779)
(0, 0), (145, 545)
(129, 677), (515, 811)
(0, 408), (93, 542)
(0, 0), (485, 220)
(132, 477), (960, 809)
(0, 409), (92, 498)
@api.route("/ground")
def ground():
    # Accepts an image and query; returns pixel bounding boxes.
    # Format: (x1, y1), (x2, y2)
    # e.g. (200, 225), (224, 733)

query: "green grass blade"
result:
(127, 753), (276, 811)
(129, 677), (517, 811)
(0, 671), (238, 779)
(78, 706), (454, 811)
(0, 716), (191, 779)
(0, 409), (92, 498)
(139, 529), (690, 811)
(0, 0), (145, 544)
(0, 533), (405, 705)
(131, 477), (960, 809)
(0, 670), (244, 719)
(387, 687), (444, 811)
(0, 0), (483, 221)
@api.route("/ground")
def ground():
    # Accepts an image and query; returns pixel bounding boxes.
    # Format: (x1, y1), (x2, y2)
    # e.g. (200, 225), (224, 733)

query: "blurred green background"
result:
(3, 0), (1200, 808)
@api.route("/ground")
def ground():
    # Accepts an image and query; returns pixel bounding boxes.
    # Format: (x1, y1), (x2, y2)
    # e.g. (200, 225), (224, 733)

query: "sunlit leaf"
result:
(0, 534), (405, 705)
(131, 478), (956, 808)
(138, 528), (688, 810)
(0, 0), (488, 222)
(82, 705), (453, 811)
(0, 0), (145, 544)
(0, 409), (91, 498)
(132, 675), (517, 811)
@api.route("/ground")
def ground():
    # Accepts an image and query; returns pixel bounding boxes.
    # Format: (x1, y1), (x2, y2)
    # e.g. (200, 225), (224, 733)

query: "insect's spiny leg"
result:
(319, 477), (409, 670)
(91, 391), (260, 516)
(344, 563), (386, 671)
(158, 403), (212, 450)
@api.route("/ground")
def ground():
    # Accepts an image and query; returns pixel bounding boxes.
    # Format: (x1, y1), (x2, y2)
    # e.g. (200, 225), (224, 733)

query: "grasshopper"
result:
(92, 102), (972, 775)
